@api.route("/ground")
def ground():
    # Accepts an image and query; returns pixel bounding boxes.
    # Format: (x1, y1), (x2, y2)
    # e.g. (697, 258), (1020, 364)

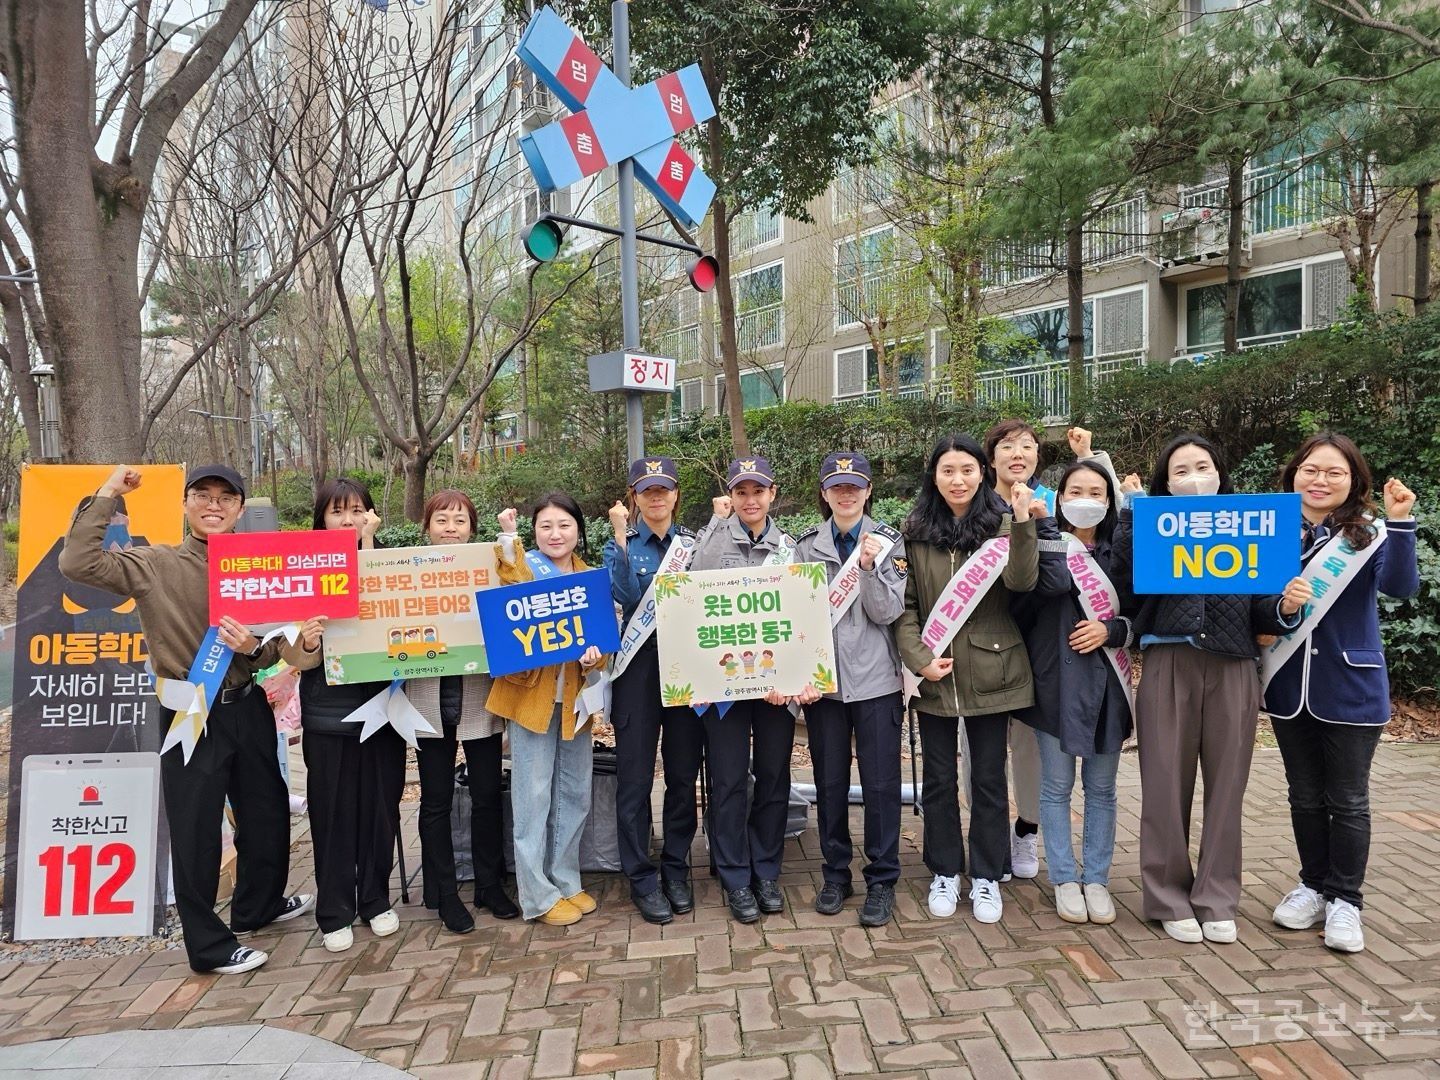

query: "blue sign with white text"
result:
(1132, 493), (1301, 594)
(475, 568), (620, 677)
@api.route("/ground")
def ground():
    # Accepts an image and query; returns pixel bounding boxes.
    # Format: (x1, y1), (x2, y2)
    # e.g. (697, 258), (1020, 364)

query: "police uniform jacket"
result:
(794, 516), (907, 703)
(603, 520), (697, 622)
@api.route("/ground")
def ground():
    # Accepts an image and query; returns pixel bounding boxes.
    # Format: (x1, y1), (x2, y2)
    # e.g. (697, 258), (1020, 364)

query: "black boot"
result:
(476, 883), (520, 920)
(439, 894), (475, 934)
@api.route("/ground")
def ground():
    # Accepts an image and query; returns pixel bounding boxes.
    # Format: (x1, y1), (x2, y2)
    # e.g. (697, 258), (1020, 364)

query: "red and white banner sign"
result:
(209, 530), (359, 625)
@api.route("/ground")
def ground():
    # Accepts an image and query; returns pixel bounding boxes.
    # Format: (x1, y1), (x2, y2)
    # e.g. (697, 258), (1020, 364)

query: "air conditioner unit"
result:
(1155, 207), (1234, 266)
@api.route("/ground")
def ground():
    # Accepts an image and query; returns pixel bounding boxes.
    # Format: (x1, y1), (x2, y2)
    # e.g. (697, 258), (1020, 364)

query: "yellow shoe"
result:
(566, 891), (598, 915)
(537, 898), (582, 926)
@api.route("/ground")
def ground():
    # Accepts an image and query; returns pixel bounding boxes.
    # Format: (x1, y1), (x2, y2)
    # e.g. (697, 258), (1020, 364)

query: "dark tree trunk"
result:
(1065, 222), (1086, 422)
(1416, 180), (1433, 316)
(1223, 157), (1247, 355)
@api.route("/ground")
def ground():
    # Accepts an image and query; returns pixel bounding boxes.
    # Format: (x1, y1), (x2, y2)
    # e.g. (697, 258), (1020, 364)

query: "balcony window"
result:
(835, 339), (927, 399)
(724, 261), (784, 353)
(716, 365), (783, 411)
(731, 206), (781, 254)
(1184, 268), (1302, 353)
(986, 301), (1095, 367)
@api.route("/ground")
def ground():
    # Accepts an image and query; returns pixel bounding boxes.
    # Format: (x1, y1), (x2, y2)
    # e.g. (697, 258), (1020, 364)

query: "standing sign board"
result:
(2, 464), (184, 939)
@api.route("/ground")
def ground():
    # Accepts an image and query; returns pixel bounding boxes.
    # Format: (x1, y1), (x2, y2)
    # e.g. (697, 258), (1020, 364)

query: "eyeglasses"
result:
(187, 491), (241, 509)
(1296, 465), (1350, 484)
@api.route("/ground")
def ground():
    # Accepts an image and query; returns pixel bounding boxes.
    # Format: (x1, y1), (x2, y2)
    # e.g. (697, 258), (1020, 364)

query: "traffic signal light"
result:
(523, 217), (565, 262)
(687, 255), (718, 293)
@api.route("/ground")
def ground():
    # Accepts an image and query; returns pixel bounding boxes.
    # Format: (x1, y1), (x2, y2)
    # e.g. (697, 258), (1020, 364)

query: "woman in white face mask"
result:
(1012, 462), (1134, 926)
(1111, 435), (1313, 946)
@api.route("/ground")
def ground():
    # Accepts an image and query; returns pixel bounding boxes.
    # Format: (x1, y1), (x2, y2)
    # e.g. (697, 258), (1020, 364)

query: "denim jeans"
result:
(1271, 712), (1382, 908)
(508, 706), (593, 920)
(1033, 728), (1119, 886)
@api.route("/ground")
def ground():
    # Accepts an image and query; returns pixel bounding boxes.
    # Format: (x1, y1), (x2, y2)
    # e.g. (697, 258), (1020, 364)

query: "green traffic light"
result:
(523, 218), (564, 262)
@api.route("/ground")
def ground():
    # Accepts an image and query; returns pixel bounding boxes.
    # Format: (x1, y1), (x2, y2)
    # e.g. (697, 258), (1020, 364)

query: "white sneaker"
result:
(272, 893), (314, 924)
(1324, 899), (1364, 953)
(322, 926), (354, 952)
(1055, 882), (1087, 923)
(1162, 918), (1203, 943)
(1083, 883), (1116, 925)
(969, 878), (1003, 924)
(1010, 829), (1040, 879)
(212, 946), (268, 975)
(369, 909), (400, 937)
(928, 874), (960, 918)
(1273, 884), (1325, 929)
(1202, 920), (1237, 943)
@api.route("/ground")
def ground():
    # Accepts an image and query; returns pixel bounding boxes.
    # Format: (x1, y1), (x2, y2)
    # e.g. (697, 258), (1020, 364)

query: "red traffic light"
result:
(687, 255), (718, 293)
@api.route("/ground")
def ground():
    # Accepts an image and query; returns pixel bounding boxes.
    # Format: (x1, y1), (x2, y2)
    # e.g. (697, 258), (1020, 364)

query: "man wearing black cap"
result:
(61, 464), (322, 974)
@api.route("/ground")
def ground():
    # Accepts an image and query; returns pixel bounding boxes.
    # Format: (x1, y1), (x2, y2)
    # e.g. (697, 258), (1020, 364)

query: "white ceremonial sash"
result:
(1260, 521), (1387, 691)
(903, 536), (1011, 702)
(610, 533), (696, 681)
(1063, 536), (1134, 716)
(828, 530), (898, 627)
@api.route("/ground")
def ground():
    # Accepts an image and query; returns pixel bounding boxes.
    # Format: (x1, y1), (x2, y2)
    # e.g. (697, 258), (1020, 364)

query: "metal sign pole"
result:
(612, 0), (644, 462)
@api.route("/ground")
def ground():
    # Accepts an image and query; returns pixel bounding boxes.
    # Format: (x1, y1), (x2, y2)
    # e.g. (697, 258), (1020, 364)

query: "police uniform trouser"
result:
(806, 693), (902, 887)
(303, 726), (405, 934)
(611, 638), (704, 896)
(702, 699), (795, 892)
(159, 689), (291, 972)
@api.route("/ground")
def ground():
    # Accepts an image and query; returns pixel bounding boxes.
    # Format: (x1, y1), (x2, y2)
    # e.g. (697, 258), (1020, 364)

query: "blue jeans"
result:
(508, 706), (592, 920)
(1034, 729), (1119, 886)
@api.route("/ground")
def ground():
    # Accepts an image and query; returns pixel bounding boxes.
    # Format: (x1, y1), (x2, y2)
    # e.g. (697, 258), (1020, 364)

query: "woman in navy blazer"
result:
(1265, 433), (1418, 954)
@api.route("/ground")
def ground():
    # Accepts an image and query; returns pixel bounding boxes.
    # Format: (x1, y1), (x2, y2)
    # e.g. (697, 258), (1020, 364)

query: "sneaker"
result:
(1324, 899), (1364, 953)
(1010, 829), (1040, 879)
(1055, 882), (1087, 923)
(1083, 884), (1116, 925)
(538, 898), (582, 927)
(814, 881), (854, 916)
(566, 891), (598, 915)
(970, 878), (1003, 924)
(212, 946), (268, 975)
(322, 926), (354, 953)
(928, 874), (960, 918)
(369, 909), (400, 937)
(859, 883), (895, 928)
(272, 894), (314, 924)
(1162, 918), (1203, 943)
(754, 879), (785, 914)
(1273, 884), (1325, 930)
(1201, 920), (1237, 943)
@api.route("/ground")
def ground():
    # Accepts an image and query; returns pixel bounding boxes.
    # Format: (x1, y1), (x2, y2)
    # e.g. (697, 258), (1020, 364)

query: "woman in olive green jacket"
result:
(895, 434), (1039, 926)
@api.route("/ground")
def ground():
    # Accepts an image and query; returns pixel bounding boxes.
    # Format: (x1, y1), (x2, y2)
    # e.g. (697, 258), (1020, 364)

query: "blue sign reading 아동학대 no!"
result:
(1131, 493), (1301, 594)
(475, 569), (621, 678)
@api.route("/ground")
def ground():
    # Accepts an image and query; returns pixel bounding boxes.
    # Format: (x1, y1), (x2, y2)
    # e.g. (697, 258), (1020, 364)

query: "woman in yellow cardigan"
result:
(487, 493), (609, 926)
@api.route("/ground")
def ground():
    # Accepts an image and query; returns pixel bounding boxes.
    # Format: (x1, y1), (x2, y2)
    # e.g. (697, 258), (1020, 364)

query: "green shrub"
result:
(1379, 506), (1439, 698)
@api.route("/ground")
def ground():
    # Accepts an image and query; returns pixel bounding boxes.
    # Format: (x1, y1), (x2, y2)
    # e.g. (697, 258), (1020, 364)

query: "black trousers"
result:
(612, 641), (705, 896)
(160, 690), (290, 972)
(414, 727), (507, 904)
(919, 711), (1009, 881)
(303, 727), (405, 934)
(1272, 711), (1383, 908)
(702, 699), (795, 892)
(807, 693), (903, 887)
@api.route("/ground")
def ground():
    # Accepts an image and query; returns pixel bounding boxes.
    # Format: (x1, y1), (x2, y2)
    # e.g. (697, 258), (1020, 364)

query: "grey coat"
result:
(690, 513), (795, 571)
(407, 673), (503, 741)
(793, 516), (907, 703)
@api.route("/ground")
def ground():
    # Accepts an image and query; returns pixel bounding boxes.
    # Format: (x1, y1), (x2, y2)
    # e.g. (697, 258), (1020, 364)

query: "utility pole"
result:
(612, 0), (644, 463)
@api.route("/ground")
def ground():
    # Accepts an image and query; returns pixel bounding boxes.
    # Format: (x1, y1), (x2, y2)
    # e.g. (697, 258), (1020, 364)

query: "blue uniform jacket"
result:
(1263, 518), (1418, 725)
(603, 520), (694, 623)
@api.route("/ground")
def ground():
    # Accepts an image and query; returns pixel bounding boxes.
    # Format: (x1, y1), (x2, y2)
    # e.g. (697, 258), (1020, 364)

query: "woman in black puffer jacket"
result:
(299, 478), (404, 954)
(1111, 435), (1311, 948)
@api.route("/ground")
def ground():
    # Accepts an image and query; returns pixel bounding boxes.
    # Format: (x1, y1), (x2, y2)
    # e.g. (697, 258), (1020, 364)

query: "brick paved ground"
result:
(2, 744), (1438, 1079)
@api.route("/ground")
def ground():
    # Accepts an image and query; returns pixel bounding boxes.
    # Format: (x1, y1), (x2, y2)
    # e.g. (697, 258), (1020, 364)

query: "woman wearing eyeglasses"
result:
(1264, 434), (1418, 954)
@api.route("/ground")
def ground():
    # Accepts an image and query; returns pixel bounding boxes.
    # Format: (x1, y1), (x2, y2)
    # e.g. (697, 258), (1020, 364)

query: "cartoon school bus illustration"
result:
(388, 625), (448, 660)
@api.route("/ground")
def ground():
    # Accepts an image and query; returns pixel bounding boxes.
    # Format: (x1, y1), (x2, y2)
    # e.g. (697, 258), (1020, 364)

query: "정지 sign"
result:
(1131, 493), (1301, 595)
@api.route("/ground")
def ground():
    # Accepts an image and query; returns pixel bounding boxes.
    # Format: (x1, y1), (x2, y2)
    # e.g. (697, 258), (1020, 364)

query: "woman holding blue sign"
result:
(299, 478), (406, 954)
(793, 451), (908, 927)
(1113, 435), (1313, 945)
(1265, 435), (1418, 953)
(603, 458), (703, 926)
(487, 495), (608, 927)
(1013, 460), (1133, 925)
(689, 457), (798, 925)
(894, 434), (1039, 926)
(409, 490), (519, 935)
